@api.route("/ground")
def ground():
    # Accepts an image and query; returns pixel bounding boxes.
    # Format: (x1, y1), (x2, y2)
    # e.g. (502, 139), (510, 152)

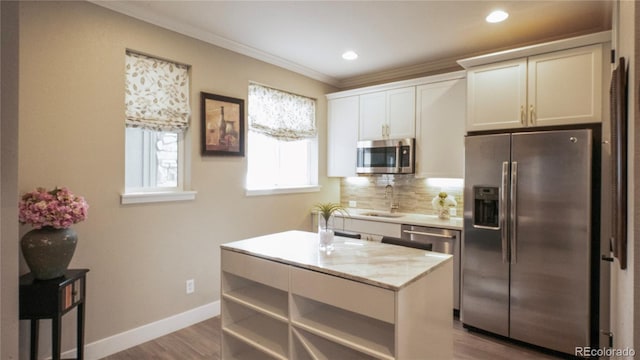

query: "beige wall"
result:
(18, 1), (337, 356)
(1, 1), (20, 359)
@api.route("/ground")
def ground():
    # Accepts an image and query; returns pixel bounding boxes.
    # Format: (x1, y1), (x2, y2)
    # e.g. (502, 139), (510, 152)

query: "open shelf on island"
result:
(223, 272), (288, 321)
(292, 326), (379, 360)
(222, 331), (283, 360)
(290, 295), (395, 360)
(222, 300), (288, 360)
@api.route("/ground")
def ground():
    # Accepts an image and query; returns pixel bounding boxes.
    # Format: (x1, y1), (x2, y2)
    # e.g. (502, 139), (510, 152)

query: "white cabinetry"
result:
(340, 217), (401, 241)
(527, 44), (602, 127)
(359, 87), (415, 140)
(465, 43), (603, 132)
(415, 75), (466, 178)
(221, 238), (453, 360)
(327, 96), (359, 177)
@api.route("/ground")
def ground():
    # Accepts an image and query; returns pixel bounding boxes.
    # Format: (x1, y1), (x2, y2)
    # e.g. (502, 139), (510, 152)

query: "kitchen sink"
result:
(359, 211), (405, 218)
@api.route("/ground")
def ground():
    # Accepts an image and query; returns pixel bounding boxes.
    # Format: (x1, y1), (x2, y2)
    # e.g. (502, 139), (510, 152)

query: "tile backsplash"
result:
(340, 175), (464, 217)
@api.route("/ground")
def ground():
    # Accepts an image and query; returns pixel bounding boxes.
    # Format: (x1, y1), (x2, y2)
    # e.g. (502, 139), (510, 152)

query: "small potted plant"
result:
(431, 191), (457, 220)
(312, 202), (349, 251)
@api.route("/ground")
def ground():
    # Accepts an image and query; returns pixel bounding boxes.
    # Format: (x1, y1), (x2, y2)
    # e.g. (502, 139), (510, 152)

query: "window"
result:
(246, 83), (318, 194)
(122, 51), (195, 204)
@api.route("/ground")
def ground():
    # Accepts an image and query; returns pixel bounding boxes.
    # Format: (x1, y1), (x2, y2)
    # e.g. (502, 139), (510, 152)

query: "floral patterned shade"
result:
(248, 83), (316, 141)
(125, 51), (191, 132)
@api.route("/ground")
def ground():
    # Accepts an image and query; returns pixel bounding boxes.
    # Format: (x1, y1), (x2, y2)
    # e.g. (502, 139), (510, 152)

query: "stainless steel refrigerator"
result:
(462, 128), (600, 355)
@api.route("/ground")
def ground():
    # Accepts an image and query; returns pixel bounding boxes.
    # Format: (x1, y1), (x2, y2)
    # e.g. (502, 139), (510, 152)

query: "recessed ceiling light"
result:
(342, 50), (358, 61)
(486, 10), (509, 23)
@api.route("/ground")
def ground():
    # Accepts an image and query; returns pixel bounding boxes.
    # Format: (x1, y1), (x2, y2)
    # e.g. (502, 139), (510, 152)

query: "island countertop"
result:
(221, 230), (452, 291)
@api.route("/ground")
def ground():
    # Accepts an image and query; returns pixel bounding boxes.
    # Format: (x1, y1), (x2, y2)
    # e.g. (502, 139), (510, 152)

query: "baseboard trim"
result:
(61, 301), (220, 360)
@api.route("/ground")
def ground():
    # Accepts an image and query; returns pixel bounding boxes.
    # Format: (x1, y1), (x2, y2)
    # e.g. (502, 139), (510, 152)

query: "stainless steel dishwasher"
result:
(401, 224), (461, 312)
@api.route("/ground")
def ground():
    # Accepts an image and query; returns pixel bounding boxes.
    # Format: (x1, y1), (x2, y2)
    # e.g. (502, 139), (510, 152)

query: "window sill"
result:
(246, 185), (321, 197)
(120, 190), (197, 205)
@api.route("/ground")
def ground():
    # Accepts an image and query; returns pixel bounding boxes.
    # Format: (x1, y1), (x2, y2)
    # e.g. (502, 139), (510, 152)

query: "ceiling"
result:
(93, 1), (612, 89)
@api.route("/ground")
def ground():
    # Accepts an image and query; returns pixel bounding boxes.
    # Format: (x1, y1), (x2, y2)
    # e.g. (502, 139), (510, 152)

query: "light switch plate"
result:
(349, 200), (357, 207)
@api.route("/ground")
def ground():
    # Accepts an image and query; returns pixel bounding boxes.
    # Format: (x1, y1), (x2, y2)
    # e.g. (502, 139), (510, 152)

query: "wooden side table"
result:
(20, 269), (89, 360)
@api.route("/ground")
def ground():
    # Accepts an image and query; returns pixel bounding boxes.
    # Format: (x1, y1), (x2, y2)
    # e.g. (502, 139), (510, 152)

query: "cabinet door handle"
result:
(381, 124), (385, 137)
(529, 105), (535, 125)
(520, 105), (525, 125)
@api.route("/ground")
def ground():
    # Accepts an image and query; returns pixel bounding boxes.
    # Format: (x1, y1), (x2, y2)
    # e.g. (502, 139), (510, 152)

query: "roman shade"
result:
(125, 51), (190, 132)
(248, 83), (316, 141)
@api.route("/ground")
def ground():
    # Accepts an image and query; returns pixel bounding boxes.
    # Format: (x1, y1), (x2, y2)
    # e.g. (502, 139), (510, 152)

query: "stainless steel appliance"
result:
(356, 138), (415, 174)
(401, 224), (460, 311)
(462, 128), (601, 355)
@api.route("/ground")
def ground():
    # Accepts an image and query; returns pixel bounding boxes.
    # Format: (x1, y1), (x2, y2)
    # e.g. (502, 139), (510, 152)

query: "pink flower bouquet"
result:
(19, 187), (89, 229)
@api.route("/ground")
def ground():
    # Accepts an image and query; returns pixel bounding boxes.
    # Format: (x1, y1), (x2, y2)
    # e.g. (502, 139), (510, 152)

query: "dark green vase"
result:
(20, 227), (77, 280)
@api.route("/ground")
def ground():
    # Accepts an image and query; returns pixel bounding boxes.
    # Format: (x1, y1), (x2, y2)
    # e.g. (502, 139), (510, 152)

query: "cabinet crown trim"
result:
(326, 71), (465, 99)
(457, 30), (611, 69)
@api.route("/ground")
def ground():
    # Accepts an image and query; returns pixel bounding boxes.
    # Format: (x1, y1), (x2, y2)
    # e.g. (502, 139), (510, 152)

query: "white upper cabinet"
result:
(386, 87), (416, 139)
(327, 96), (359, 177)
(416, 77), (466, 178)
(465, 43), (604, 132)
(466, 58), (527, 131)
(359, 87), (415, 140)
(358, 91), (387, 140)
(527, 44), (602, 127)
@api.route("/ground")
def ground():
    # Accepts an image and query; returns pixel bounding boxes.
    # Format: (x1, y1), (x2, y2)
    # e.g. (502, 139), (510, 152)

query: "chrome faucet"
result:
(385, 184), (399, 213)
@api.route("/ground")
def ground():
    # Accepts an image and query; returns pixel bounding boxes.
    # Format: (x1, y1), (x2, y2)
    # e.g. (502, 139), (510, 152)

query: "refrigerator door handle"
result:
(395, 143), (401, 172)
(500, 161), (509, 263)
(510, 161), (518, 264)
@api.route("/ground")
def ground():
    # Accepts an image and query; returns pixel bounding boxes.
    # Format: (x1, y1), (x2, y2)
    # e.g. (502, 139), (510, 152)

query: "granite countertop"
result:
(334, 208), (463, 230)
(221, 230), (452, 291)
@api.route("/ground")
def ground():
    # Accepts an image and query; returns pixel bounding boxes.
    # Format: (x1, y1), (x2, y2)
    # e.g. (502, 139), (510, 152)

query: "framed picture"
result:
(201, 92), (245, 156)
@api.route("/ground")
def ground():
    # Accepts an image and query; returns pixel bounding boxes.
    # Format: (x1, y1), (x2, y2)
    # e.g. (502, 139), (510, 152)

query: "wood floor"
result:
(102, 316), (566, 359)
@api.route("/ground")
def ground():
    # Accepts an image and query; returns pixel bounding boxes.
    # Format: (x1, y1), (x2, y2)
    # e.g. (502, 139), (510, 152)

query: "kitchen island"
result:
(220, 230), (453, 360)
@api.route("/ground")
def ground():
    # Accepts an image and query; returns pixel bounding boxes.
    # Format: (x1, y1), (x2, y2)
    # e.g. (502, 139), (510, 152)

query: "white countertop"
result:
(221, 230), (452, 291)
(335, 208), (463, 230)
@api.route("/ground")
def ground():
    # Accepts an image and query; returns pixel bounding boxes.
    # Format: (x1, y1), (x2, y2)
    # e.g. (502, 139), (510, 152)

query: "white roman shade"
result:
(125, 51), (190, 132)
(248, 83), (316, 141)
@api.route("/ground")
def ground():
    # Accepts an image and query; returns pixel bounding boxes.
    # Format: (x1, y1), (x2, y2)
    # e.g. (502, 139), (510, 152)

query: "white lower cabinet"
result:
(221, 248), (453, 360)
(339, 218), (402, 240)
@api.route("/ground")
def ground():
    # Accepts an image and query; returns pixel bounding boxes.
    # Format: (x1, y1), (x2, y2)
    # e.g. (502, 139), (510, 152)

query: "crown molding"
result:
(90, 1), (341, 87)
(457, 30), (611, 69)
(336, 56), (464, 89)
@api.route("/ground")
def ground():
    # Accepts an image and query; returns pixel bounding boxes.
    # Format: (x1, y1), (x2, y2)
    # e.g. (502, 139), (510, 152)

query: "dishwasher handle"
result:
(402, 229), (456, 239)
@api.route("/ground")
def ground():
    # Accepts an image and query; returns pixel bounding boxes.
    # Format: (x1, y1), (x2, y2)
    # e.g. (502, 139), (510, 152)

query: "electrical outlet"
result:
(186, 279), (195, 294)
(349, 200), (357, 207)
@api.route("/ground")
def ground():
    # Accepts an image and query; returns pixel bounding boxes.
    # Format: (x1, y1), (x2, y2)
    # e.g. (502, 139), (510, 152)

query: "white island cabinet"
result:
(221, 230), (453, 360)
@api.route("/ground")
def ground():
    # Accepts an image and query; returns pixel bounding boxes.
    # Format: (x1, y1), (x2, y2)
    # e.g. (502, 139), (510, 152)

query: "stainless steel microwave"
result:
(356, 138), (415, 174)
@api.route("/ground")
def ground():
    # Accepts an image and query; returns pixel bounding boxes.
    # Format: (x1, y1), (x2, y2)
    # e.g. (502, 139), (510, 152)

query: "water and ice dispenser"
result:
(473, 186), (499, 228)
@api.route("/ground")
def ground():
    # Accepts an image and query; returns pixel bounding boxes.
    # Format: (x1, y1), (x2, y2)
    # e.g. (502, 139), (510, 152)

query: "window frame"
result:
(121, 51), (196, 205)
(121, 128), (196, 204)
(245, 132), (320, 196)
(245, 83), (319, 196)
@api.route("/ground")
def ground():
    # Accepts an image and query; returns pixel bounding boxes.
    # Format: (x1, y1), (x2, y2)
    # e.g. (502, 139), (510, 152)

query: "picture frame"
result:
(201, 92), (245, 156)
